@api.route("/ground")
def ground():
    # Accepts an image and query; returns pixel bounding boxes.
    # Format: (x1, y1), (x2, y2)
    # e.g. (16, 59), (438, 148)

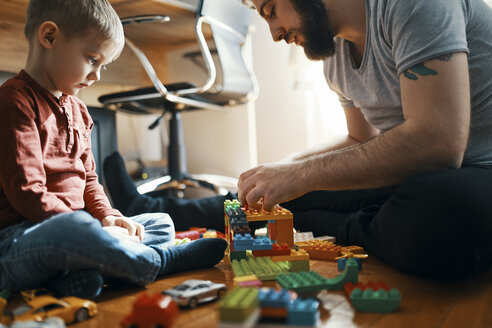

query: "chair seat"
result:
(98, 82), (232, 115)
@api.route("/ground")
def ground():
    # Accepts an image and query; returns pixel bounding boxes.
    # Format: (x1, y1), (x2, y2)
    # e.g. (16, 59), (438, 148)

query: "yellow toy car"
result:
(20, 289), (52, 303)
(5, 295), (97, 324)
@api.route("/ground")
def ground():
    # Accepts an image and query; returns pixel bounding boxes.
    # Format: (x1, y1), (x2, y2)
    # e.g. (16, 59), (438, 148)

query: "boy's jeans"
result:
(0, 211), (174, 291)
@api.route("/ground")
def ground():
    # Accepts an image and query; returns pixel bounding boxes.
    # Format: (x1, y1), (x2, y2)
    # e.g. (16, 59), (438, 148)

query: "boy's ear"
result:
(38, 21), (60, 49)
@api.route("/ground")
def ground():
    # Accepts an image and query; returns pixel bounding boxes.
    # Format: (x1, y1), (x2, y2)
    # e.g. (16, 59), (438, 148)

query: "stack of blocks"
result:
(224, 200), (310, 281)
(344, 281), (401, 313)
(219, 287), (320, 327)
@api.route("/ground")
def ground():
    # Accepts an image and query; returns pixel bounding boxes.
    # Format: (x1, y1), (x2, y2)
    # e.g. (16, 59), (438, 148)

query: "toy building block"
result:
(231, 257), (290, 281)
(219, 308), (260, 328)
(258, 289), (292, 308)
(268, 217), (294, 247)
(341, 245), (365, 255)
(294, 231), (314, 242)
(296, 240), (342, 260)
(276, 271), (332, 294)
(253, 243), (291, 257)
(344, 281), (401, 313)
(234, 275), (262, 287)
(287, 298), (320, 326)
(218, 287), (259, 323)
(277, 258), (358, 293)
(233, 225), (252, 235)
(337, 257), (363, 271)
(289, 260), (310, 273)
(316, 236), (336, 243)
(234, 235), (273, 251)
(230, 251), (247, 261)
(243, 206), (293, 222)
(233, 234), (255, 249)
(175, 229), (201, 240)
(271, 249), (310, 262)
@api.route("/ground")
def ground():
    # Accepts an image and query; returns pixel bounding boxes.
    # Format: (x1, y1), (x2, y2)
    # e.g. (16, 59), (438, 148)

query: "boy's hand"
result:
(101, 216), (145, 242)
(102, 225), (141, 243)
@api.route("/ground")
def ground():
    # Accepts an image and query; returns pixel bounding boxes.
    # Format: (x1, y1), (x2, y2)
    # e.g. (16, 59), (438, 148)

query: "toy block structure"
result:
(277, 258), (359, 294)
(231, 256), (291, 281)
(225, 200), (294, 251)
(219, 287), (260, 327)
(344, 281), (401, 313)
(225, 200), (306, 281)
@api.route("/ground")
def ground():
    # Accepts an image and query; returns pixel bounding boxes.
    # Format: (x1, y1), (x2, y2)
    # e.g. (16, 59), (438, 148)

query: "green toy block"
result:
(276, 271), (331, 293)
(324, 257), (358, 290)
(277, 258), (359, 293)
(230, 251), (247, 260)
(350, 288), (401, 313)
(231, 256), (290, 281)
(289, 259), (310, 272)
(219, 287), (259, 322)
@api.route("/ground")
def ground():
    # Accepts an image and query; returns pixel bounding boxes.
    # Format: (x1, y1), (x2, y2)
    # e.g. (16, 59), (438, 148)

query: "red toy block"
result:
(175, 230), (200, 240)
(253, 243), (291, 257)
(344, 281), (391, 296)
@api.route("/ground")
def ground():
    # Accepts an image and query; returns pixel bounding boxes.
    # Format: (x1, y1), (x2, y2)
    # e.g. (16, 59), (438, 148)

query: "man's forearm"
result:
(302, 122), (464, 191)
(284, 134), (362, 162)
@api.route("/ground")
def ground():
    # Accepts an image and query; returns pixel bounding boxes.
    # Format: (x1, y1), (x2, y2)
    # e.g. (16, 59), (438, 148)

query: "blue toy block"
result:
(234, 234), (254, 251)
(338, 257), (363, 271)
(288, 298), (320, 326)
(250, 237), (273, 251)
(258, 288), (291, 308)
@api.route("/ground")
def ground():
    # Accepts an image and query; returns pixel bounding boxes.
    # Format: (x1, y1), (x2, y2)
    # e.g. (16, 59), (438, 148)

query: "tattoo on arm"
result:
(403, 53), (454, 80)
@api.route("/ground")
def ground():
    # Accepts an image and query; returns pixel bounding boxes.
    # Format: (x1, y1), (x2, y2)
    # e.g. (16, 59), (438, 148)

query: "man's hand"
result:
(237, 161), (309, 211)
(101, 216), (144, 243)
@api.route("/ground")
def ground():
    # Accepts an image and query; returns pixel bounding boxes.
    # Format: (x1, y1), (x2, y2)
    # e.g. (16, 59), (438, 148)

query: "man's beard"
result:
(289, 0), (336, 60)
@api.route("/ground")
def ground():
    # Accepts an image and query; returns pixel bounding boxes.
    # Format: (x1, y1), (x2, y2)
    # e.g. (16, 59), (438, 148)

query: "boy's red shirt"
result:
(0, 70), (122, 229)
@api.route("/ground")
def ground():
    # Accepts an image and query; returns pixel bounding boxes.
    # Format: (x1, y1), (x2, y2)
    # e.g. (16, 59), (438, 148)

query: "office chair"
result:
(99, 0), (257, 198)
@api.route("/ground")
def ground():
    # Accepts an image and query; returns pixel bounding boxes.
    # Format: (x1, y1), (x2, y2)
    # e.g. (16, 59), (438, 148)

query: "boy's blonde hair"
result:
(25, 0), (124, 50)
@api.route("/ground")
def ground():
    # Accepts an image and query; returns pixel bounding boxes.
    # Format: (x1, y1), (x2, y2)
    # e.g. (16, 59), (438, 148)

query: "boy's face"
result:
(47, 29), (121, 96)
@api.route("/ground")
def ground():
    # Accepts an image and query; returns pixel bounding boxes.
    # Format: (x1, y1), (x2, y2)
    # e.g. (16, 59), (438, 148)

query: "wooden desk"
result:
(0, 0), (209, 85)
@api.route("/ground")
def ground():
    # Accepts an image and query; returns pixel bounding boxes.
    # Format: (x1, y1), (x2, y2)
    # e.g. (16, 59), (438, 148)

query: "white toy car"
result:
(163, 280), (226, 308)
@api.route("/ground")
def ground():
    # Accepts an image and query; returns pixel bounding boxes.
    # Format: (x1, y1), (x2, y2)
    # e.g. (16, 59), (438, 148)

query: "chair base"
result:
(136, 173), (237, 199)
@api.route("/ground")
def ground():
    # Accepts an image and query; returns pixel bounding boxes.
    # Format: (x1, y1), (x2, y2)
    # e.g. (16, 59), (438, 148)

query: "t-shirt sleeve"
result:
(384, 0), (470, 75)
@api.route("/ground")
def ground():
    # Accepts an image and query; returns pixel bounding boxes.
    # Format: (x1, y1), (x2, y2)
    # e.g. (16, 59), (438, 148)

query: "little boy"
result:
(0, 0), (226, 300)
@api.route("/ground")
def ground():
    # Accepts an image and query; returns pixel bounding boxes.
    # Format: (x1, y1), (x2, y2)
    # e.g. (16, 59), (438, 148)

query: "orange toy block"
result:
(253, 243), (291, 257)
(243, 206), (293, 222)
(269, 219), (294, 248)
(271, 249), (310, 262)
(296, 240), (342, 260)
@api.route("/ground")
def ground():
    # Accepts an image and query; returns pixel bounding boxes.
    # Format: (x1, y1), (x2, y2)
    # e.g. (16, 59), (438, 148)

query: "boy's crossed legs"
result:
(0, 211), (226, 299)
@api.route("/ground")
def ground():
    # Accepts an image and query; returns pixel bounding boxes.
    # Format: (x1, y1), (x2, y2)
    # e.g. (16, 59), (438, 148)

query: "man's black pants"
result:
(124, 165), (492, 280)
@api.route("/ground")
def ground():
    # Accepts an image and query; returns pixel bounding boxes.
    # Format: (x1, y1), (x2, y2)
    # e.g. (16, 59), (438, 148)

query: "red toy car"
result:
(120, 292), (179, 328)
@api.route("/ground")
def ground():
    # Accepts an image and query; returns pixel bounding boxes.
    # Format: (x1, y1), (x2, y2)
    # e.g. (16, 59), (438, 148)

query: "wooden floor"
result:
(70, 254), (492, 328)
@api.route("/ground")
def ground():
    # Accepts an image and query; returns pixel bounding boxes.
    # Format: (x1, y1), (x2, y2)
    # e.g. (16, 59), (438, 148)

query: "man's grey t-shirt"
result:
(324, 0), (492, 165)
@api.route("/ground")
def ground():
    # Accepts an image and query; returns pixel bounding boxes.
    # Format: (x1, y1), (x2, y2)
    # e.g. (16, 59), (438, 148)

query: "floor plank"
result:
(63, 254), (491, 328)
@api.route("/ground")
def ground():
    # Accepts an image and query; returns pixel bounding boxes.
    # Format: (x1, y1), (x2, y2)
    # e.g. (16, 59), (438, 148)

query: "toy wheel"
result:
(75, 308), (89, 322)
(217, 289), (226, 299)
(188, 297), (199, 308)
